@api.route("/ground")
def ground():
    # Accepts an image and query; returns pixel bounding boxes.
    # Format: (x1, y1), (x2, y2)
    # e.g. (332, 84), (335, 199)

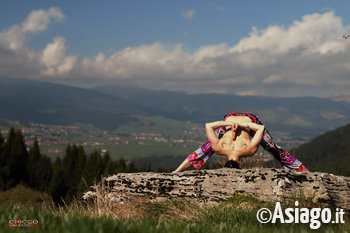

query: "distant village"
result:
(0, 122), (311, 156)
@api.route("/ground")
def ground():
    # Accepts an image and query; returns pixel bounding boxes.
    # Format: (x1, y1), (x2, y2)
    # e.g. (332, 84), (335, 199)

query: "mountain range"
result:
(93, 84), (350, 138)
(0, 77), (151, 129)
(1, 76), (350, 140)
(1, 76), (350, 175)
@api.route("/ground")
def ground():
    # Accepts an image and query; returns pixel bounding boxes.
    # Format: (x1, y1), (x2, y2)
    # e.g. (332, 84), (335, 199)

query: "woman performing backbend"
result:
(173, 113), (309, 173)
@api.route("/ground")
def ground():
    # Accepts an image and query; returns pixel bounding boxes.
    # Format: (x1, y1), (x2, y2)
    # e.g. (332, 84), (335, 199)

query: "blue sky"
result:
(1, 0), (350, 97)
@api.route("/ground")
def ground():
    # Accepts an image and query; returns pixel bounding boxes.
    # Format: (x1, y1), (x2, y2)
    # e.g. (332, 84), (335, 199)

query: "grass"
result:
(1, 199), (349, 233)
(1, 185), (349, 233)
(0, 185), (51, 209)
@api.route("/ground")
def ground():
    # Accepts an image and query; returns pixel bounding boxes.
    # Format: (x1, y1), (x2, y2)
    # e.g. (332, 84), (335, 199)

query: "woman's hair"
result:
(224, 160), (241, 169)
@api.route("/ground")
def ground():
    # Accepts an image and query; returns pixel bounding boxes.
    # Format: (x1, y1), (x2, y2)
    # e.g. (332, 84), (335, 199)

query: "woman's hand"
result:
(231, 122), (238, 141)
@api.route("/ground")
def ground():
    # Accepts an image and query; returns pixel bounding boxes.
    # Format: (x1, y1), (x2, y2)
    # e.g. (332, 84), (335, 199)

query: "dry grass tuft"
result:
(158, 199), (205, 223)
(0, 184), (52, 209)
(70, 180), (210, 222)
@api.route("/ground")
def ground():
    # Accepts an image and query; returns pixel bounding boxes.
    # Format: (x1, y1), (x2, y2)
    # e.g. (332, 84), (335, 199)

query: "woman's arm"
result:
(238, 122), (265, 154)
(205, 121), (233, 151)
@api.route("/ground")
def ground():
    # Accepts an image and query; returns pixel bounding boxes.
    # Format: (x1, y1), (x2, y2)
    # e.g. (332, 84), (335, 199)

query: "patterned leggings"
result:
(186, 113), (309, 172)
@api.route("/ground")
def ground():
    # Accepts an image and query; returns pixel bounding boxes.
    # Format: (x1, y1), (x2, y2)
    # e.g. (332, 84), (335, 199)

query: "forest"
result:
(0, 127), (148, 205)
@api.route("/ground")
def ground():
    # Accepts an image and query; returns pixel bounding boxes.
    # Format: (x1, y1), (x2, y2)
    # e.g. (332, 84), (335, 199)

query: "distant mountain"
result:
(0, 77), (158, 129)
(295, 124), (350, 176)
(93, 84), (350, 138)
(1, 77), (350, 140)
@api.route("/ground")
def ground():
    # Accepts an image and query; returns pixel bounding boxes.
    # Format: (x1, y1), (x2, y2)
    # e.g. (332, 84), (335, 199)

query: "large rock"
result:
(83, 168), (350, 210)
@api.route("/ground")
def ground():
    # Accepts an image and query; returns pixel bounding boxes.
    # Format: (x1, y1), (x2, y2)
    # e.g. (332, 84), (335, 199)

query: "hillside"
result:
(1, 77), (350, 149)
(0, 77), (157, 129)
(93, 84), (350, 138)
(295, 124), (350, 176)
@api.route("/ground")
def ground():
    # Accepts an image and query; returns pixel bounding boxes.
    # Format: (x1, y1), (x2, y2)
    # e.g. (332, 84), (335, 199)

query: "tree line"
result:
(295, 124), (350, 176)
(0, 127), (144, 205)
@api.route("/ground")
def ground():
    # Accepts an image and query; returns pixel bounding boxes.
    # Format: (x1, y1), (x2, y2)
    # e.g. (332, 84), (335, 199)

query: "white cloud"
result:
(211, 3), (224, 11)
(22, 7), (65, 33)
(78, 11), (350, 97)
(182, 9), (196, 21)
(230, 12), (346, 55)
(1, 10), (350, 97)
(83, 42), (200, 82)
(0, 7), (65, 50)
(41, 37), (77, 76)
(0, 7), (75, 77)
(0, 25), (26, 50)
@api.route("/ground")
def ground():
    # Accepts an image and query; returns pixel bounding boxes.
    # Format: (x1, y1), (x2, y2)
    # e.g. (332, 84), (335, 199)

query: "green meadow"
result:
(1, 185), (349, 233)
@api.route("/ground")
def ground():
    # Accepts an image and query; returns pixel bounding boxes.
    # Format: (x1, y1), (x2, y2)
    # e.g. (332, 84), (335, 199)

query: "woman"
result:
(173, 113), (309, 173)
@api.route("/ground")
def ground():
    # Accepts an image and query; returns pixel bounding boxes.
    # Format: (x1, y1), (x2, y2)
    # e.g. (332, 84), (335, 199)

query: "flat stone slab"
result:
(83, 168), (350, 210)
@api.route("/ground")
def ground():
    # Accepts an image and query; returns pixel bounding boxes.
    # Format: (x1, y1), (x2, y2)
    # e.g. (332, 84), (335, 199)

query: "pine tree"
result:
(140, 162), (153, 172)
(27, 139), (53, 191)
(81, 150), (104, 187)
(0, 132), (5, 190)
(27, 138), (41, 189)
(48, 157), (67, 204)
(0, 132), (4, 147)
(61, 144), (75, 201)
(115, 157), (127, 173)
(36, 155), (53, 191)
(1, 128), (28, 190)
(127, 160), (137, 172)
(102, 152), (114, 176)
(63, 144), (86, 202)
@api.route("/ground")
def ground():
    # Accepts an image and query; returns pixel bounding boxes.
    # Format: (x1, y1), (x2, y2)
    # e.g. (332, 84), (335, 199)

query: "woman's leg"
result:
(180, 113), (252, 170)
(173, 158), (191, 173)
(186, 140), (215, 169)
(247, 113), (309, 172)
